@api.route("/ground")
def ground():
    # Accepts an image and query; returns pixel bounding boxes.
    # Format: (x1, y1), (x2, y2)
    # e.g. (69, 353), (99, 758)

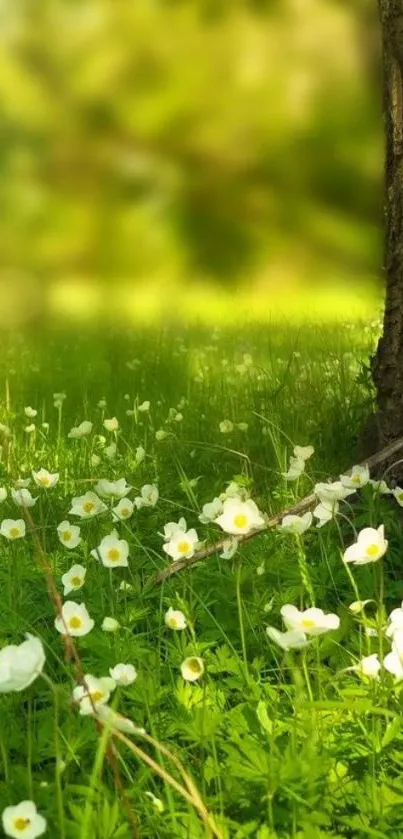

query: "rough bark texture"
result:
(371, 0), (403, 474)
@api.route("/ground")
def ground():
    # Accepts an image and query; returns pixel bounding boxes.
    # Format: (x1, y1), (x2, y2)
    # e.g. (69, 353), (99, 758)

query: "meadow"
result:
(2, 314), (403, 839)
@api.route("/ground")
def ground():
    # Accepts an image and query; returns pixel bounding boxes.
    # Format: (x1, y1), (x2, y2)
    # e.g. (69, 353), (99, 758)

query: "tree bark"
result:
(371, 0), (403, 471)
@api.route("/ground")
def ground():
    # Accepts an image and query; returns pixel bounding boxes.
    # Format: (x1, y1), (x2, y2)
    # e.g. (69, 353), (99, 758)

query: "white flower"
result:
(0, 488), (7, 503)
(314, 481), (355, 503)
(198, 498), (223, 524)
(135, 445), (145, 464)
(105, 443), (117, 460)
(101, 616), (120, 632)
(68, 420), (92, 439)
(313, 499), (339, 528)
(109, 663), (137, 685)
(282, 456), (305, 481)
(215, 497), (265, 536)
(32, 469), (59, 489)
(57, 521), (81, 549)
(0, 635), (45, 693)
(104, 417), (119, 432)
(95, 705), (138, 733)
(25, 425), (36, 434)
(2, 800), (46, 839)
(384, 630), (403, 680)
(339, 464), (370, 489)
(91, 530), (129, 568)
(162, 518), (187, 540)
(24, 407), (37, 418)
(134, 484), (159, 509)
(54, 602), (94, 636)
(69, 491), (107, 519)
(14, 478), (31, 489)
(0, 423), (11, 437)
(11, 488), (36, 508)
(386, 604), (403, 637)
(348, 653), (381, 680)
(73, 674), (116, 715)
(165, 607), (187, 630)
(219, 420), (234, 434)
(237, 422), (248, 432)
(138, 401), (150, 412)
(112, 498), (134, 521)
(0, 519), (26, 540)
(279, 512), (312, 535)
(343, 525), (388, 565)
(349, 599), (373, 614)
(180, 656), (204, 682)
(41, 423), (49, 432)
(219, 537), (239, 559)
(280, 604), (340, 636)
(221, 481), (245, 500)
(98, 399), (107, 409)
(163, 528), (199, 561)
(392, 486), (403, 507)
(155, 429), (168, 441)
(369, 479), (391, 495)
(61, 564), (86, 596)
(95, 478), (131, 499)
(293, 445), (314, 461)
(145, 792), (164, 813)
(91, 454), (101, 467)
(266, 626), (309, 650)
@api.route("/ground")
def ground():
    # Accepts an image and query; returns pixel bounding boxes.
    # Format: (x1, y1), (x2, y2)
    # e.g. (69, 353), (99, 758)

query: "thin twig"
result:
(147, 436), (403, 587)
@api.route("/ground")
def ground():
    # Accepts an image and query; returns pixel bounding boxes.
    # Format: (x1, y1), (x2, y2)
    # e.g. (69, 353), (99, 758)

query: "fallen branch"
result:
(147, 436), (403, 587)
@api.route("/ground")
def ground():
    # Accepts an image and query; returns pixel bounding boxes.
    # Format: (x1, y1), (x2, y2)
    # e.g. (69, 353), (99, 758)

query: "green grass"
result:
(2, 314), (403, 839)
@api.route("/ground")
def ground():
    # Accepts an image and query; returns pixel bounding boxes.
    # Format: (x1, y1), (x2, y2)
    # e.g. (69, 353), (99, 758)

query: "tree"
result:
(368, 0), (403, 463)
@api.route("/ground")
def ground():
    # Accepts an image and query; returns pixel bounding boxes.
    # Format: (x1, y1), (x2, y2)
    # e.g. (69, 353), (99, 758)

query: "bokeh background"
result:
(0, 0), (383, 325)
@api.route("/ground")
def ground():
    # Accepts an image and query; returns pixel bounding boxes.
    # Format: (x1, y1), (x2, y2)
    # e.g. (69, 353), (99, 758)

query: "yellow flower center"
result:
(107, 547), (120, 562)
(120, 508), (129, 517)
(9, 527), (20, 538)
(83, 502), (95, 513)
(301, 618), (316, 629)
(90, 690), (104, 703)
(169, 617), (178, 628)
(68, 616), (82, 629)
(177, 541), (190, 555)
(187, 658), (202, 674)
(62, 531), (72, 541)
(13, 818), (30, 831)
(351, 475), (361, 485)
(366, 544), (379, 557)
(39, 476), (50, 486)
(71, 576), (82, 587)
(233, 513), (248, 528)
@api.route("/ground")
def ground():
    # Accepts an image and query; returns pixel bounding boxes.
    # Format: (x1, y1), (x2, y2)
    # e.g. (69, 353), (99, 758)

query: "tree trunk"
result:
(368, 0), (403, 473)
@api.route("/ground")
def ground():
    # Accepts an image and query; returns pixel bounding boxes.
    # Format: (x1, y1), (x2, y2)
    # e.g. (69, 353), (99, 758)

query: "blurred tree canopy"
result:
(0, 0), (382, 296)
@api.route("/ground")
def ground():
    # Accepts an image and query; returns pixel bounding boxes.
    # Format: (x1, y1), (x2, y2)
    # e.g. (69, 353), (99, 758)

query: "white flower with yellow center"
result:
(61, 564), (87, 596)
(180, 656), (204, 682)
(91, 530), (129, 568)
(109, 663), (137, 685)
(73, 674), (116, 715)
(2, 800), (46, 839)
(57, 521), (81, 549)
(0, 519), (26, 541)
(69, 491), (107, 519)
(313, 499), (339, 528)
(266, 626), (310, 650)
(280, 604), (340, 636)
(103, 417), (119, 432)
(68, 420), (92, 439)
(314, 481), (355, 503)
(339, 464), (370, 489)
(32, 468), (59, 489)
(54, 602), (94, 636)
(347, 653), (381, 680)
(165, 607), (187, 630)
(95, 478), (131, 499)
(343, 525), (388, 565)
(279, 512), (312, 535)
(11, 488), (37, 509)
(134, 483), (159, 509)
(215, 498), (265, 536)
(112, 498), (134, 522)
(163, 528), (199, 561)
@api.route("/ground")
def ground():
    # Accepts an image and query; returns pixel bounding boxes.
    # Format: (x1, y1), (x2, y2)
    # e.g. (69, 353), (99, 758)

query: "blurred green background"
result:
(0, 0), (383, 324)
